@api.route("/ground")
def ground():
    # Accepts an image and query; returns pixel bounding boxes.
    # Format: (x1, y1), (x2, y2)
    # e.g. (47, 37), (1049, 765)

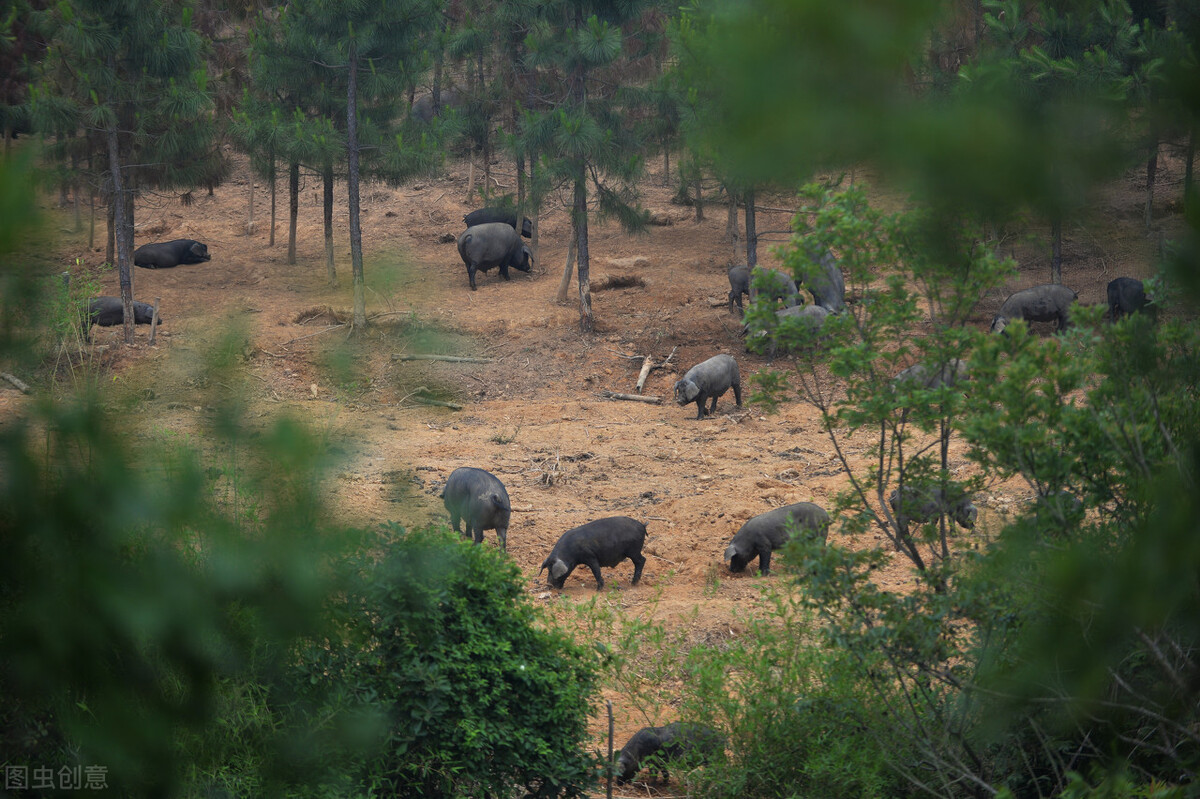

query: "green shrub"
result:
(678, 586), (905, 799)
(294, 523), (602, 798)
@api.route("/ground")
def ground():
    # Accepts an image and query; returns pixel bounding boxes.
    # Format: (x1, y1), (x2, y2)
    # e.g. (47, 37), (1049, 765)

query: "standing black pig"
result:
(616, 722), (726, 784)
(888, 485), (977, 533)
(727, 265), (750, 313)
(1106, 277), (1154, 321)
(441, 467), (512, 550)
(797, 245), (845, 313)
(743, 305), (829, 358)
(990, 283), (1077, 333)
(747, 266), (799, 308)
(456, 222), (534, 290)
(539, 516), (647, 590)
(891, 358), (969, 390)
(724, 502), (829, 575)
(673, 354), (742, 419)
(463, 207), (533, 238)
(133, 239), (211, 269)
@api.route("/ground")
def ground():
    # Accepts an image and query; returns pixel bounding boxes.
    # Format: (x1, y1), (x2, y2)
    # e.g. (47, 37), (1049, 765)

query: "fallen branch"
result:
(401, 385), (463, 410)
(1, 372), (31, 394)
(148, 297), (161, 346)
(635, 357), (655, 393)
(391, 353), (495, 363)
(278, 324), (346, 346)
(597, 390), (661, 404)
(412, 396), (463, 410)
(635, 346), (677, 394)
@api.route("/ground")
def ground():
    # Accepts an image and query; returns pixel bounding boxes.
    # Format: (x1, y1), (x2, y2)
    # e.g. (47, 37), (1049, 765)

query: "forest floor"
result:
(3, 142), (1184, 795)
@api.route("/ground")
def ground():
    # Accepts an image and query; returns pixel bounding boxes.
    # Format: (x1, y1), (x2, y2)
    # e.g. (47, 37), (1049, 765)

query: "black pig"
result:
(540, 516), (647, 590)
(724, 502), (829, 575)
(616, 722), (725, 784)
(441, 467), (512, 550)
(133, 239), (211, 269)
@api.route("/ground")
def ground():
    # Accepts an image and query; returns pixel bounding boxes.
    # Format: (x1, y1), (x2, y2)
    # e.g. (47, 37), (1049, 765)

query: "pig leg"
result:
(759, 548), (772, 575)
(471, 522), (485, 545)
(584, 559), (606, 590)
(468, 265), (478, 290)
(629, 552), (645, 585)
(733, 381), (742, 407)
(495, 524), (507, 552)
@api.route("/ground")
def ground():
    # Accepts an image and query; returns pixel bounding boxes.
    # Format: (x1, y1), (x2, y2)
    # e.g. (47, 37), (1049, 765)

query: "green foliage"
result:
(679, 583), (904, 799)
(960, 297), (1200, 791)
(0, 395), (348, 795)
(749, 181), (1011, 572)
(296, 524), (602, 798)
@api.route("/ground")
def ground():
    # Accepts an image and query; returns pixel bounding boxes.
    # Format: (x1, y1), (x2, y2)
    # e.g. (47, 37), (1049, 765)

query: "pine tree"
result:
(523, 1), (656, 330)
(281, 0), (438, 331)
(32, 0), (213, 344)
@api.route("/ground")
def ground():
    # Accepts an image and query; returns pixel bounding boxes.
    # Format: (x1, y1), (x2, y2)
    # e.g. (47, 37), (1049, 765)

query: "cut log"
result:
(413, 396), (463, 410)
(148, 297), (161, 346)
(598, 390), (661, 404)
(1, 372), (32, 394)
(392, 354), (494, 363)
(635, 357), (655, 393)
(404, 385), (463, 410)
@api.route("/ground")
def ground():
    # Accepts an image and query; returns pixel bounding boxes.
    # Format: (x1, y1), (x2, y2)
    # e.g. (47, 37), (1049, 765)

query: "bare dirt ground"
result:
(6, 143), (1183, 788)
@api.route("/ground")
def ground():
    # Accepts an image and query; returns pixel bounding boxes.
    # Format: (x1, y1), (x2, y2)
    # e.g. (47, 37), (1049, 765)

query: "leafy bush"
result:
(679, 583), (905, 799)
(293, 523), (602, 798)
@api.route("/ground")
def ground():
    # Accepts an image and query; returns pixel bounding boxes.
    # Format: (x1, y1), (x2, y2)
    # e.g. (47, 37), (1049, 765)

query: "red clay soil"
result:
(5, 145), (1181, 794)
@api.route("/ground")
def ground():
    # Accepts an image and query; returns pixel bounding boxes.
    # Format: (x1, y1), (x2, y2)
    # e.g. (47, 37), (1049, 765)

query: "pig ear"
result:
(723, 544), (737, 562)
(550, 559), (568, 580)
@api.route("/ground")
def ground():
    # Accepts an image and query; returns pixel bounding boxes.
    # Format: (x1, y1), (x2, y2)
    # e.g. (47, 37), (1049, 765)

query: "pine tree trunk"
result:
(556, 236), (576, 303)
(347, 38), (367, 331)
(247, 178), (255, 235)
(745, 187), (758, 268)
(529, 152), (539, 256)
(1145, 138), (1158, 231)
(662, 142), (670, 187)
(483, 138), (492, 202)
(72, 147), (81, 232)
(106, 125), (135, 345)
(569, 5), (591, 331)
(516, 153), (525, 212)
(1051, 216), (1062, 284)
(726, 186), (740, 256)
(106, 193), (115, 266)
(432, 15), (445, 115)
(287, 160), (299, 265)
(324, 160), (337, 287)
(480, 39), (492, 200)
(574, 175), (592, 331)
(87, 148), (96, 250)
(268, 152), (276, 247)
(1186, 126), (1196, 214)
(693, 166), (704, 222)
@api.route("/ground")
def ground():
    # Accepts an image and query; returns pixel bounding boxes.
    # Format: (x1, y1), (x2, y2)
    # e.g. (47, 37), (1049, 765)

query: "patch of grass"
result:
(489, 425), (521, 445)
